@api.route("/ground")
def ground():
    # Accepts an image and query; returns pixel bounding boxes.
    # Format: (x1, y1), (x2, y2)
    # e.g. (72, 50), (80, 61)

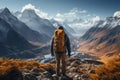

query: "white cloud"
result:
(21, 4), (34, 12)
(70, 8), (87, 14)
(19, 4), (100, 35)
(67, 16), (100, 34)
(87, 14), (91, 17)
(21, 4), (49, 19)
(54, 8), (87, 22)
(113, 11), (120, 18)
(92, 16), (100, 21)
(53, 8), (100, 34)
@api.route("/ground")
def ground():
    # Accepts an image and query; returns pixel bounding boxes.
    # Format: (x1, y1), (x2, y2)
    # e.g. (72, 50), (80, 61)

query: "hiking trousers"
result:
(55, 53), (66, 75)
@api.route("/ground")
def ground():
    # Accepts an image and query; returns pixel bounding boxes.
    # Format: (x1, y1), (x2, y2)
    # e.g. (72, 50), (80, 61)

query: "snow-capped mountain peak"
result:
(21, 9), (39, 19)
(17, 8), (55, 38)
(113, 11), (120, 18)
(96, 13), (120, 28)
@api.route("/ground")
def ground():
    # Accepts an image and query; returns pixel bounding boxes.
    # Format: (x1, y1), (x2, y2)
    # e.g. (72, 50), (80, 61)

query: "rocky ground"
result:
(25, 53), (103, 80)
(0, 53), (103, 80)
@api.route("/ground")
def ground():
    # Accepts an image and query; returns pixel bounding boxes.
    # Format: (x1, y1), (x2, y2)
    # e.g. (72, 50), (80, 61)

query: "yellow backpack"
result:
(53, 29), (65, 53)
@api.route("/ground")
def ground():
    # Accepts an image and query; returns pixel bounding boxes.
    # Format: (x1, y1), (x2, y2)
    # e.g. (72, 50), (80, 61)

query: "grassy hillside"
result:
(90, 54), (120, 80)
(0, 58), (56, 77)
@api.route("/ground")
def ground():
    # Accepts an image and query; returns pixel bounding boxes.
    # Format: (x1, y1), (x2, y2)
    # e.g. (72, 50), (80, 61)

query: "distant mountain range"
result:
(0, 8), (54, 58)
(14, 8), (77, 50)
(78, 15), (120, 57)
(14, 8), (76, 38)
(1, 7), (120, 58)
(0, 8), (50, 43)
(0, 7), (76, 58)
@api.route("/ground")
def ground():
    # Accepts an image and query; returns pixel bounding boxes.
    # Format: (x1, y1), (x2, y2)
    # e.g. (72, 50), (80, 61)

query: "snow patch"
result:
(21, 4), (49, 19)
(113, 11), (120, 18)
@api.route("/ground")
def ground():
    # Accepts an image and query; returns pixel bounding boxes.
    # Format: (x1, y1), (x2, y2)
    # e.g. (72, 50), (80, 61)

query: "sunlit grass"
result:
(0, 58), (56, 77)
(90, 54), (120, 80)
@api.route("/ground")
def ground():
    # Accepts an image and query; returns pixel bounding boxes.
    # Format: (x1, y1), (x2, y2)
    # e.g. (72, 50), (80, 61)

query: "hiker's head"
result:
(58, 26), (64, 30)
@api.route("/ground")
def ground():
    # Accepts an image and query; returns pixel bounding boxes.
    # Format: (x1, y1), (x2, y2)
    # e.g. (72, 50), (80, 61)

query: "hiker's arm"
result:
(66, 35), (71, 56)
(51, 37), (54, 56)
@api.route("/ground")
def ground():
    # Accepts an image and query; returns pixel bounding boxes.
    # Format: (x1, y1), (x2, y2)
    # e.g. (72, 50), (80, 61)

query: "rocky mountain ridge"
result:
(78, 14), (120, 57)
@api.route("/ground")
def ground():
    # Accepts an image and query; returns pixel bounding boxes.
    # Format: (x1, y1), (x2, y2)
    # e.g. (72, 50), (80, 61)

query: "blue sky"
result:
(0, 0), (120, 19)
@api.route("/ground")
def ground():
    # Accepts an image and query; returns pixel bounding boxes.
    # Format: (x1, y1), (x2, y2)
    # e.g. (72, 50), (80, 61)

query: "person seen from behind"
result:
(51, 26), (71, 76)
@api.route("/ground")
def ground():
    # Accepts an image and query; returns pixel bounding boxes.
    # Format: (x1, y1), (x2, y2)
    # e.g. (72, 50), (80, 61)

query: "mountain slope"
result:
(78, 16), (120, 57)
(0, 17), (34, 57)
(0, 8), (49, 43)
(50, 19), (76, 35)
(17, 9), (56, 39)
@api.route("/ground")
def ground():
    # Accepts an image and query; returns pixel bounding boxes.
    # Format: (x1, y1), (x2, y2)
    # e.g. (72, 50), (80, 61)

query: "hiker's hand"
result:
(51, 53), (54, 56)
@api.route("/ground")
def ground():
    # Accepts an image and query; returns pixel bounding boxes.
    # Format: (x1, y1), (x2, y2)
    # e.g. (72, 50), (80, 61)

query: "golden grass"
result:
(0, 58), (56, 76)
(90, 54), (120, 80)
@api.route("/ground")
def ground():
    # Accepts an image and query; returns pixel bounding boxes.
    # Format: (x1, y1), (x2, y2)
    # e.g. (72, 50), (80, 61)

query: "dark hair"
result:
(58, 26), (64, 30)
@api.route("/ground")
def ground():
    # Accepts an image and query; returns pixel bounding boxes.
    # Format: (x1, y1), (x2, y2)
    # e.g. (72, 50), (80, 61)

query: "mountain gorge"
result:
(78, 15), (120, 57)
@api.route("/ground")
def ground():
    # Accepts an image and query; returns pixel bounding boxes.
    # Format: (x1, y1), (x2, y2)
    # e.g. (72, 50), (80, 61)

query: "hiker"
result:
(51, 26), (71, 76)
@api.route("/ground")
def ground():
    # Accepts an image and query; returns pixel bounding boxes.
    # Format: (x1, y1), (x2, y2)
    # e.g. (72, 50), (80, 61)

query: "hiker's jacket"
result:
(51, 30), (71, 56)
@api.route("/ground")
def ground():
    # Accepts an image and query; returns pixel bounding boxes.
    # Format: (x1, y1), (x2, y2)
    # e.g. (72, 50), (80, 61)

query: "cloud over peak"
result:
(113, 11), (120, 18)
(21, 4), (49, 19)
(17, 4), (101, 35)
(53, 8), (100, 34)
(21, 4), (35, 12)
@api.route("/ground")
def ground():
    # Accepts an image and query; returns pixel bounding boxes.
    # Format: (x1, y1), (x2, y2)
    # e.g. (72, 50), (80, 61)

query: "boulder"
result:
(52, 74), (59, 80)
(70, 67), (77, 72)
(81, 74), (89, 79)
(88, 69), (95, 74)
(23, 73), (37, 80)
(61, 75), (73, 80)
(66, 66), (71, 71)
(67, 72), (78, 78)
(46, 67), (56, 75)
(70, 60), (81, 67)
(66, 61), (71, 66)
(40, 71), (53, 80)
(30, 67), (41, 76)
(73, 74), (82, 80)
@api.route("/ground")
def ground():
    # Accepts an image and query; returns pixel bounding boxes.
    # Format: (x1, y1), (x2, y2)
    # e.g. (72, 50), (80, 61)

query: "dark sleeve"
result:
(51, 37), (54, 56)
(65, 34), (71, 55)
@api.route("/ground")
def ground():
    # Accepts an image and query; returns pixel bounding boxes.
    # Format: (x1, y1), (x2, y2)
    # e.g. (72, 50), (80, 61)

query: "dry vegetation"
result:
(90, 54), (120, 80)
(1, 54), (120, 80)
(0, 58), (56, 77)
